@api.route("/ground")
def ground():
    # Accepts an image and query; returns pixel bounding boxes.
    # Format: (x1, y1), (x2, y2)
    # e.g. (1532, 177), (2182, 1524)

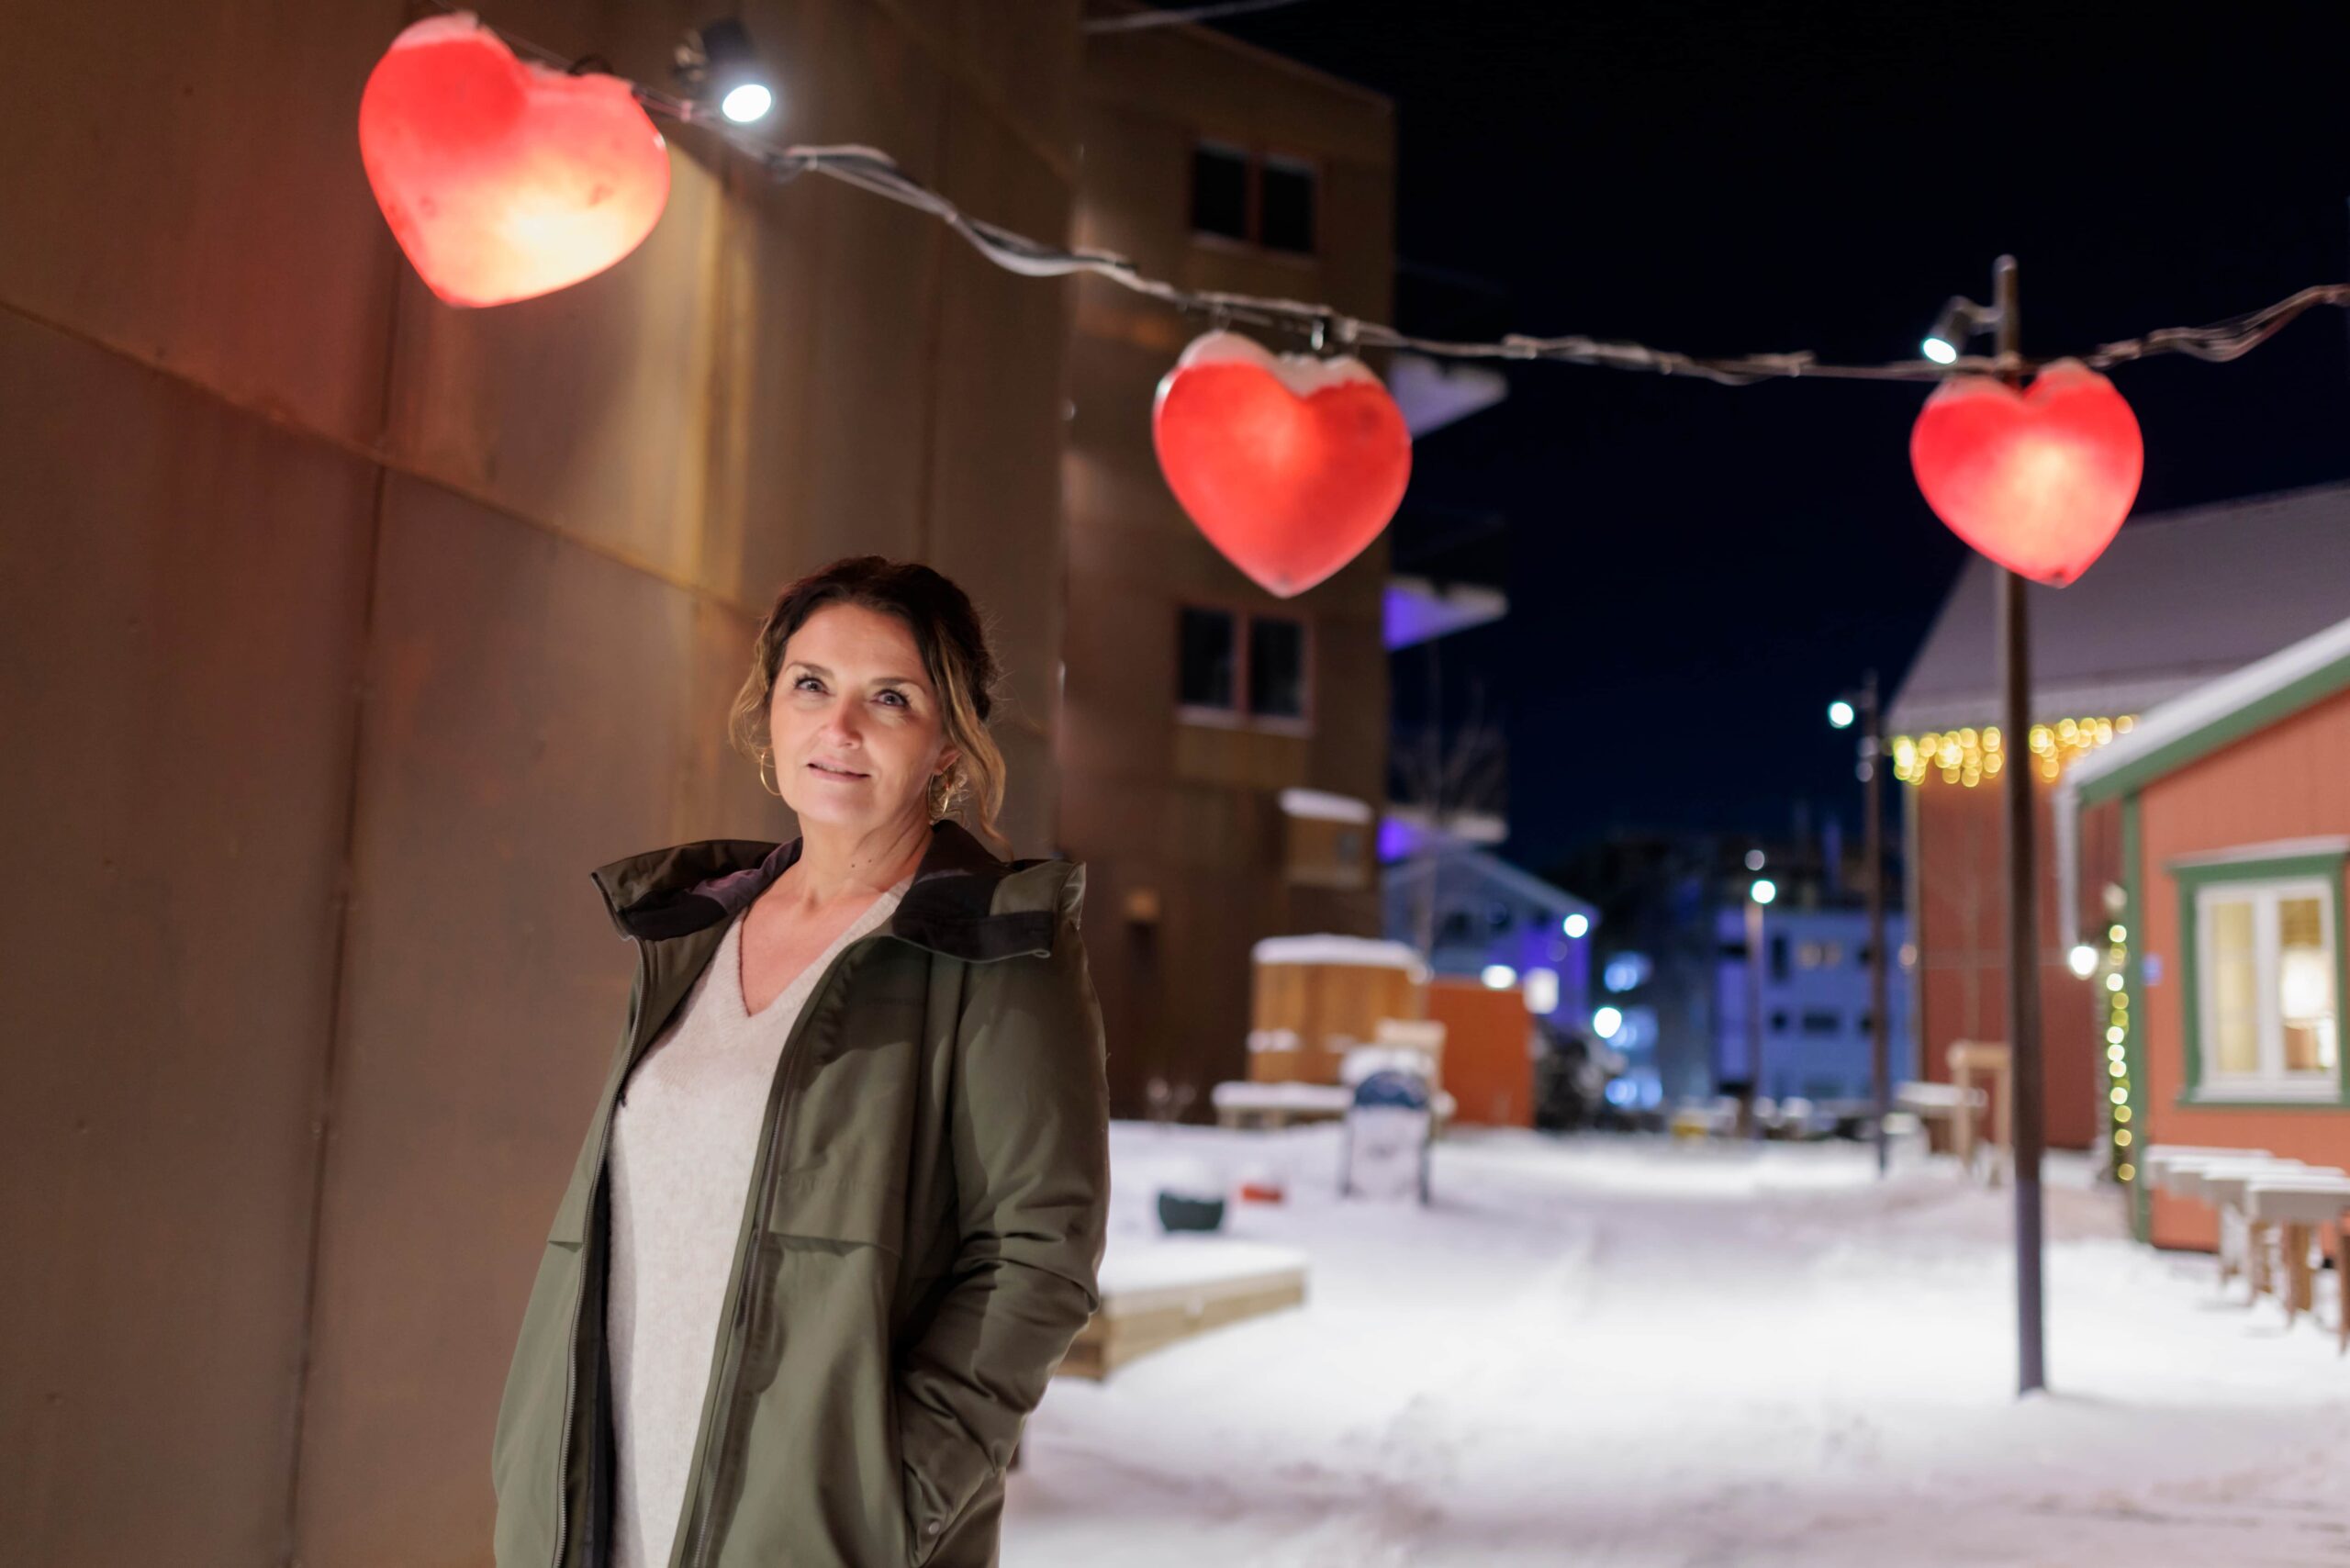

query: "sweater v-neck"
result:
(732, 870), (914, 1022)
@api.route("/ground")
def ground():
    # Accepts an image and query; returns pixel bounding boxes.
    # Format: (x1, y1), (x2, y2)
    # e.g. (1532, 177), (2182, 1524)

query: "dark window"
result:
(1190, 141), (1249, 240)
(1800, 1011), (1841, 1035)
(1718, 940), (1750, 960)
(1769, 1011), (1790, 1034)
(1180, 606), (1311, 725)
(1260, 154), (1316, 253)
(1769, 935), (1790, 981)
(1438, 911), (1476, 946)
(1857, 1011), (1874, 1035)
(1858, 943), (1874, 966)
(1178, 607), (1237, 709)
(1248, 616), (1305, 718)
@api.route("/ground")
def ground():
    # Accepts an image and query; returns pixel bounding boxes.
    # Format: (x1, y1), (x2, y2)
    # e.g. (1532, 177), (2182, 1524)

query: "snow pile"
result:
(1009, 1124), (2350, 1566)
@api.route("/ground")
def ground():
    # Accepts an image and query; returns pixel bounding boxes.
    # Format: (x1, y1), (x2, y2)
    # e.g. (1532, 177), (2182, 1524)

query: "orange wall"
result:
(1427, 979), (1534, 1127)
(1913, 768), (2104, 1148)
(2134, 686), (2350, 1249)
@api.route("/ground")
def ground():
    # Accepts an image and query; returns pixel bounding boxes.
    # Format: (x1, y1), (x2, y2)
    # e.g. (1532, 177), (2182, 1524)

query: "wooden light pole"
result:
(1990, 254), (2049, 1396)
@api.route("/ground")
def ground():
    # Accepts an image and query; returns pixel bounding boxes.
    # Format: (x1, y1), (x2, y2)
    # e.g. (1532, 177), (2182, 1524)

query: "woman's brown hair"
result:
(729, 555), (1009, 848)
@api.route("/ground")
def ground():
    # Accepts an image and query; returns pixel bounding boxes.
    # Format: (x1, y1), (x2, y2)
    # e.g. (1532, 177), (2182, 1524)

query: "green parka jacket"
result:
(490, 819), (1110, 1568)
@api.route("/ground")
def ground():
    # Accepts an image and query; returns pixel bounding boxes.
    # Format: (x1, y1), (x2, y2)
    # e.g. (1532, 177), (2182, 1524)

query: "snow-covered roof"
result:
(1887, 480), (2350, 734)
(1383, 844), (1596, 920)
(2065, 610), (2350, 806)
(2053, 609), (2350, 949)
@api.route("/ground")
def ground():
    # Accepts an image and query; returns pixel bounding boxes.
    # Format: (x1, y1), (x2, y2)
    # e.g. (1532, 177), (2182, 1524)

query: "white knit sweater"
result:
(604, 871), (912, 1568)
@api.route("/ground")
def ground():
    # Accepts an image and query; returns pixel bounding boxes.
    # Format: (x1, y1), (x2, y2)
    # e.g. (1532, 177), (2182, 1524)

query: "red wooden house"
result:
(2061, 614), (2350, 1246)
(1887, 482), (2350, 1152)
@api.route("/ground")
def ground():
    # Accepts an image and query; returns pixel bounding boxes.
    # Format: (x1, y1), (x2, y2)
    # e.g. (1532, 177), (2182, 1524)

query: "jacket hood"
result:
(588, 817), (1082, 964)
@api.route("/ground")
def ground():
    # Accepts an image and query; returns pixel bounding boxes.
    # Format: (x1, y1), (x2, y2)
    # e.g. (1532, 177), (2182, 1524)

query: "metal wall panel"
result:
(0, 308), (378, 1567)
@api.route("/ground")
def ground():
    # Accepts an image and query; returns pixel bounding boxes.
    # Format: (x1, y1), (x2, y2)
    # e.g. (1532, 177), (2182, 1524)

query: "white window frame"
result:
(2191, 875), (2339, 1101)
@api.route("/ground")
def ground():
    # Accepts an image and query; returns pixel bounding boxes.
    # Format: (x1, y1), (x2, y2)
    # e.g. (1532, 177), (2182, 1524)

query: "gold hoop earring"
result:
(756, 748), (783, 798)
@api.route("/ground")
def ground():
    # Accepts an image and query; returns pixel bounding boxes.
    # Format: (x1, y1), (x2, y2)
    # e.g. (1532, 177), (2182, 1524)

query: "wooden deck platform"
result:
(1056, 1238), (1310, 1380)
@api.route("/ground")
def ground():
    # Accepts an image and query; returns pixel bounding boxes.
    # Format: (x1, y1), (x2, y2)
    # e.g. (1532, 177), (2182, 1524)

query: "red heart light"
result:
(1909, 358), (2143, 587)
(358, 14), (671, 308)
(1152, 330), (1413, 598)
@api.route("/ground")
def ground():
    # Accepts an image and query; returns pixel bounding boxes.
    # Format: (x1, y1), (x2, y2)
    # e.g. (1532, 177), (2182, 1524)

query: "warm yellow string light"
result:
(2104, 921), (2134, 1182)
(1890, 714), (2134, 787)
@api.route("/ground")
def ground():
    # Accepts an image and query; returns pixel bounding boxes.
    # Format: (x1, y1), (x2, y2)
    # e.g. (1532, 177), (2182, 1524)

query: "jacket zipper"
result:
(552, 936), (653, 1568)
(674, 932), (888, 1568)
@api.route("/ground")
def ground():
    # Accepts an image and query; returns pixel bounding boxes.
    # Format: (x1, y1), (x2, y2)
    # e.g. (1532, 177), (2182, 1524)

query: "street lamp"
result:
(1832, 673), (1892, 1182)
(1744, 876), (1774, 1138)
(1921, 294), (1999, 365)
(675, 18), (778, 124)
(1923, 256), (2047, 1398)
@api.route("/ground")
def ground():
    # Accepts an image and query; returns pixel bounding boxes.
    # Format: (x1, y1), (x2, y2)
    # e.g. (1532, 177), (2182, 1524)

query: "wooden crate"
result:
(1249, 936), (1426, 1085)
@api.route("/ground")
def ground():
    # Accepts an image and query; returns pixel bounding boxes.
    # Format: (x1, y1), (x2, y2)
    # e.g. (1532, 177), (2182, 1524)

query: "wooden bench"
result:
(2194, 1159), (2320, 1299)
(1211, 1079), (1457, 1131)
(1056, 1238), (1309, 1379)
(2244, 1174), (2350, 1350)
(1893, 1080), (1987, 1159)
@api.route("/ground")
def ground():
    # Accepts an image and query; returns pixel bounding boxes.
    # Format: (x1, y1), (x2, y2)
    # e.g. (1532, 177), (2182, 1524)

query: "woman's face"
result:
(768, 602), (957, 834)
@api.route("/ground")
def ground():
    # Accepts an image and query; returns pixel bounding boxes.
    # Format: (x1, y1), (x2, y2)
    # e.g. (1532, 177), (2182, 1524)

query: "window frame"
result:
(1174, 599), (1315, 734)
(1185, 137), (1252, 244)
(2175, 848), (2350, 1106)
(1183, 132), (1322, 261)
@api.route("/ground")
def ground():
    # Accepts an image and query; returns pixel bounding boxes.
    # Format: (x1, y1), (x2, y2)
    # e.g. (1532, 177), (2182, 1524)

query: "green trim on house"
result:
(2121, 795), (2148, 1243)
(2170, 847), (2350, 1111)
(2076, 647), (2350, 807)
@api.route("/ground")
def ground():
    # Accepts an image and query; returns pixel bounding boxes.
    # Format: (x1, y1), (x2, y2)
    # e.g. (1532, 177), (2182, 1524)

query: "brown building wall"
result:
(1911, 768), (2104, 1149)
(1064, 21), (1395, 1121)
(2, 3), (1084, 1564)
(2133, 686), (2350, 1250)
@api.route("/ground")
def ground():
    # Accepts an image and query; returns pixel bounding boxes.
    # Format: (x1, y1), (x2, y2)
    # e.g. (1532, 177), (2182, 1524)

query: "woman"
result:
(491, 556), (1111, 1568)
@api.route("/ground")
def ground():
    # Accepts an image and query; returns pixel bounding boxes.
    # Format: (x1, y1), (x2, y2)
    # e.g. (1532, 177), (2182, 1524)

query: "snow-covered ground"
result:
(1007, 1122), (2350, 1567)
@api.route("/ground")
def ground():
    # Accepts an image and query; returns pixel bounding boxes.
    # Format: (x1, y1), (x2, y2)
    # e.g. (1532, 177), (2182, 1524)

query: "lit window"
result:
(2188, 870), (2341, 1098)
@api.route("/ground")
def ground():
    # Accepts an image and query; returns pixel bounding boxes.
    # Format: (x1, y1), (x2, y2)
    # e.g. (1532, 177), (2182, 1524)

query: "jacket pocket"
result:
(895, 1388), (994, 1568)
(766, 1166), (907, 1257)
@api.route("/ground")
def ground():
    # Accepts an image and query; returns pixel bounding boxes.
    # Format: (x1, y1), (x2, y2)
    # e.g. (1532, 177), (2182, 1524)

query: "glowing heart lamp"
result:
(1151, 330), (1413, 598)
(359, 14), (671, 308)
(1908, 358), (2143, 587)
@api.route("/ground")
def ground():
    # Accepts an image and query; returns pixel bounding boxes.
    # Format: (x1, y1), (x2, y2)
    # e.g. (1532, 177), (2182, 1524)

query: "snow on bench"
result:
(1210, 1079), (1457, 1126)
(1057, 1236), (1310, 1380)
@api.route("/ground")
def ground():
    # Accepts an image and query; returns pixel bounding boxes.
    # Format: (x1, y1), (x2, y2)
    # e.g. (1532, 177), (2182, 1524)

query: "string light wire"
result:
(475, 12), (2350, 388)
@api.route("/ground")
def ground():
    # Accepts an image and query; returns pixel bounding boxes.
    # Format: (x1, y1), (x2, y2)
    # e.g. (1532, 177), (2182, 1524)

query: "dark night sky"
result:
(1214, 2), (2350, 874)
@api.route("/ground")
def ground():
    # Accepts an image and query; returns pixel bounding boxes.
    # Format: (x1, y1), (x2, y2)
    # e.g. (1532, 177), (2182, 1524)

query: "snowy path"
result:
(1005, 1124), (2350, 1567)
